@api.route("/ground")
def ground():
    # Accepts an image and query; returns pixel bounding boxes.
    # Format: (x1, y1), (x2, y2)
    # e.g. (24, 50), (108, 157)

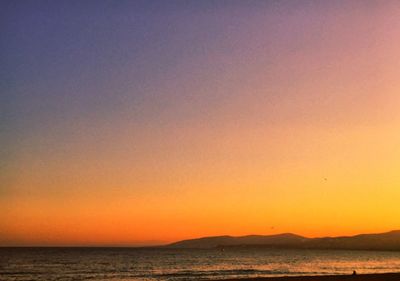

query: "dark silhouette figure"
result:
(352, 270), (357, 276)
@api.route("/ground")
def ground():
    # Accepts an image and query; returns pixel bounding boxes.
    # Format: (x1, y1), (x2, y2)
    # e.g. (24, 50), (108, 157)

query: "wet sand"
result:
(219, 273), (400, 281)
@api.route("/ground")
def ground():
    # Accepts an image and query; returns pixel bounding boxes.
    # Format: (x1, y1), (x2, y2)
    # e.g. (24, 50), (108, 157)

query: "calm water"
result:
(1, 248), (400, 280)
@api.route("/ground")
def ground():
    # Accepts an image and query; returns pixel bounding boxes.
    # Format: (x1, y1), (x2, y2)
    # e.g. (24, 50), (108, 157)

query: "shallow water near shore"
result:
(1, 248), (400, 280)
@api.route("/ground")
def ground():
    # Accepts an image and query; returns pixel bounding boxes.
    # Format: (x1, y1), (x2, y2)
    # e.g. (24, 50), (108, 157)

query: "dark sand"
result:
(219, 273), (400, 281)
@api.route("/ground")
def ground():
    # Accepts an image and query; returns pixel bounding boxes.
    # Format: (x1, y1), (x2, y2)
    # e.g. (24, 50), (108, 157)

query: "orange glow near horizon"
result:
(2, 1), (400, 246)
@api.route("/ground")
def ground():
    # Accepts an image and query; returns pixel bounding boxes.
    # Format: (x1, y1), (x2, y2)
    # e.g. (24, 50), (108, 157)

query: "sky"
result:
(1, 0), (400, 246)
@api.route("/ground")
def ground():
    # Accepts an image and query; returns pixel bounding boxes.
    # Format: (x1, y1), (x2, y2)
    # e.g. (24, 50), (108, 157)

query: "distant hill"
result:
(305, 230), (400, 251)
(167, 233), (306, 249)
(166, 230), (400, 251)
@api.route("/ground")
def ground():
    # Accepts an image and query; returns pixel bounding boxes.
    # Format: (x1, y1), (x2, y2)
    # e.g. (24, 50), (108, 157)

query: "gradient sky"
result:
(2, 0), (400, 246)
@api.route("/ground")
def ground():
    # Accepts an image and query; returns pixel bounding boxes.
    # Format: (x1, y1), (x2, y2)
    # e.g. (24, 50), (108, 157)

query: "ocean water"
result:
(1, 248), (400, 280)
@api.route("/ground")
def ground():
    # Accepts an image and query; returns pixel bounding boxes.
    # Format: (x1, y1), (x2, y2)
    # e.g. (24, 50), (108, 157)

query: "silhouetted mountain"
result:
(167, 230), (400, 251)
(305, 230), (400, 251)
(168, 233), (307, 248)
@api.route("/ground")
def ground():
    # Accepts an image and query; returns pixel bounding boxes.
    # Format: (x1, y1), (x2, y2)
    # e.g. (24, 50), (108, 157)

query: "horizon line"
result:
(2, 229), (399, 248)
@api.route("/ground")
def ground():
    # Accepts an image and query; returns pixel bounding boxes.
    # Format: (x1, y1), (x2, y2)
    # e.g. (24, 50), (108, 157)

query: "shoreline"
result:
(218, 273), (400, 281)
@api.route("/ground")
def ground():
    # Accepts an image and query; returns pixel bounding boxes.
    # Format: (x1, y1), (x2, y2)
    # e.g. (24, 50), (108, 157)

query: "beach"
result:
(221, 273), (400, 281)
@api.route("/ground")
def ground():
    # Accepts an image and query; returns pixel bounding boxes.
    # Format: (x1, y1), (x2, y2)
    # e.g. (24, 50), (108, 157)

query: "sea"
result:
(1, 247), (400, 280)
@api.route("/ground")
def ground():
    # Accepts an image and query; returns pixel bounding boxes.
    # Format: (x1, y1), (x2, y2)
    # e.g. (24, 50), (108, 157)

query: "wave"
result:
(152, 268), (299, 278)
